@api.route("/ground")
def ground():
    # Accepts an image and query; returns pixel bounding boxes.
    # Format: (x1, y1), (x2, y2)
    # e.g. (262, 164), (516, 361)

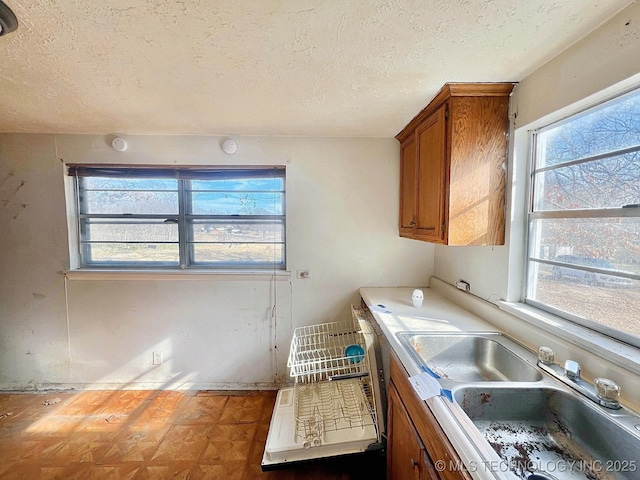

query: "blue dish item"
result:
(345, 344), (365, 364)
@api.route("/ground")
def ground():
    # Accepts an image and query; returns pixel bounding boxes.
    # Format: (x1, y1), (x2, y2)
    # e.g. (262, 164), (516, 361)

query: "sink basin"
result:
(397, 332), (542, 383)
(454, 386), (640, 479)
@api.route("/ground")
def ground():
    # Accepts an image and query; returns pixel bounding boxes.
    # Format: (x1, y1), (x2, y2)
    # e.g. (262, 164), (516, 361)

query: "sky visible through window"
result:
(527, 88), (640, 344)
(77, 170), (285, 269)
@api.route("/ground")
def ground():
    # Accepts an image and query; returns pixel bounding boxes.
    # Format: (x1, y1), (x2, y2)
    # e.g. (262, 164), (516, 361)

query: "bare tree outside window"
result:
(526, 88), (640, 346)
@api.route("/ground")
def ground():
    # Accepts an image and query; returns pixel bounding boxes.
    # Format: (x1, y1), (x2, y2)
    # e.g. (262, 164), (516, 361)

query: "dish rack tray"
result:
(293, 377), (376, 445)
(287, 321), (368, 383)
(287, 319), (377, 444)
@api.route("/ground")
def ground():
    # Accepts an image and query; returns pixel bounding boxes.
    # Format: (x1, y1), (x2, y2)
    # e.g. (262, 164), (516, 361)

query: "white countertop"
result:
(360, 286), (516, 480)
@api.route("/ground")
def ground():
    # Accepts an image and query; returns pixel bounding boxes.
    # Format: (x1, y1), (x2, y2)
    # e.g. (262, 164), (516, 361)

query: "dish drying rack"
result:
(287, 320), (377, 446)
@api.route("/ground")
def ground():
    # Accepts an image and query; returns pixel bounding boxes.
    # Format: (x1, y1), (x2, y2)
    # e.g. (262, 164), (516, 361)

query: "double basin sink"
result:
(397, 332), (640, 480)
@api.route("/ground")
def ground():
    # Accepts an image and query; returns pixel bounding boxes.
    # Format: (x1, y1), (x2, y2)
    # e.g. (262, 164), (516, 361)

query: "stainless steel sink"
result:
(396, 332), (542, 383)
(453, 386), (640, 479)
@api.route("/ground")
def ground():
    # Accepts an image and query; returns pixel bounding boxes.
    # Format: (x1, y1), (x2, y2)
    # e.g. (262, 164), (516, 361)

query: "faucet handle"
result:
(595, 378), (621, 405)
(564, 360), (581, 380)
(538, 346), (556, 365)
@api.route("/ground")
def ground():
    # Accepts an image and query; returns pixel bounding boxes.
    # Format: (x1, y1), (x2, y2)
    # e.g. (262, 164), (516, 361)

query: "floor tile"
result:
(133, 463), (192, 479)
(150, 424), (211, 462)
(90, 464), (141, 479)
(98, 423), (170, 463)
(171, 395), (227, 425)
(0, 390), (385, 480)
(190, 462), (246, 479)
(219, 396), (265, 424)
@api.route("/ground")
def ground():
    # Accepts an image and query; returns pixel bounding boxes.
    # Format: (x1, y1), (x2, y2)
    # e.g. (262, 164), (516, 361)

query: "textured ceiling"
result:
(0, 0), (633, 136)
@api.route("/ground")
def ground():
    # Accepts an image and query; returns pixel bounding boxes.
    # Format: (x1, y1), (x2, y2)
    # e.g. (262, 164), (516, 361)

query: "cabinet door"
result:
(415, 105), (447, 242)
(399, 135), (418, 235)
(387, 384), (423, 480)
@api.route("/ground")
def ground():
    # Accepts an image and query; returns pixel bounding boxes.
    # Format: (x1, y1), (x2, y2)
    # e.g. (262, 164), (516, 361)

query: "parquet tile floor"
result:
(0, 390), (385, 479)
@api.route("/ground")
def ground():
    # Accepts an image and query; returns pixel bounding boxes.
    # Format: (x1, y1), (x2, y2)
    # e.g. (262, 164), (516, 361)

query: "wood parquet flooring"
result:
(0, 390), (385, 479)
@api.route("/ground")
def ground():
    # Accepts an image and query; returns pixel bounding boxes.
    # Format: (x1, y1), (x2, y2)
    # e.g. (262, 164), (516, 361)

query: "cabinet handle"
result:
(410, 458), (419, 469)
(410, 221), (416, 226)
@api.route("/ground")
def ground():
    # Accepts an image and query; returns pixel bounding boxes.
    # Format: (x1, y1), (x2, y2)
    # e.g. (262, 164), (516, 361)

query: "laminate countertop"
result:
(360, 286), (526, 480)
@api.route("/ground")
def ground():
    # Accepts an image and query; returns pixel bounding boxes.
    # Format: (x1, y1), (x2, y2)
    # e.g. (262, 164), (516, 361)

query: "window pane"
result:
(536, 90), (640, 168)
(84, 243), (179, 264)
(80, 190), (179, 214)
(74, 168), (286, 269)
(533, 153), (640, 211)
(192, 243), (284, 267)
(190, 192), (284, 215)
(191, 177), (284, 191)
(527, 265), (640, 338)
(529, 217), (640, 277)
(191, 220), (283, 243)
(81, 178), (178, 190)
(527, 87), (640, 346)
(82, 219), (178, 242)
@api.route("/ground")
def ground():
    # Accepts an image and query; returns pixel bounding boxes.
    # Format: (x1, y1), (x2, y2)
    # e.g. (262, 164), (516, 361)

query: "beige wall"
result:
(433, 2), (640, 302)
(0, 134), (434, 389)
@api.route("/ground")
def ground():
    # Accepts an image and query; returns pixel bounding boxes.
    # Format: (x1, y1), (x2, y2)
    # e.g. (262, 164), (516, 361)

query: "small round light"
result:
(222, 138), (237, 155)
(112, 137), (128, 152)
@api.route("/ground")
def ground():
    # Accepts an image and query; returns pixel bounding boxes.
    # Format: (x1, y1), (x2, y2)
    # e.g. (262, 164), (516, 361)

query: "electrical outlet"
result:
(297, 269), (311, 279)
(153, 351), (163, 365)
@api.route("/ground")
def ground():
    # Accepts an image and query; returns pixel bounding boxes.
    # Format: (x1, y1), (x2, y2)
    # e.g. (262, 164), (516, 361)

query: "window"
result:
(525, 88), (640, 346)
(68, 166), (286, 270)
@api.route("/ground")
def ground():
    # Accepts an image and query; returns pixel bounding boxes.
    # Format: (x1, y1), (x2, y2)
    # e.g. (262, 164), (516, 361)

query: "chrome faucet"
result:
(537, 347), (621, 410)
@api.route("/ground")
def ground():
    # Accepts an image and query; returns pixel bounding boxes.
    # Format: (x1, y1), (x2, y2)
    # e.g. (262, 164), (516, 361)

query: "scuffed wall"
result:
(0, 134), (434, 390)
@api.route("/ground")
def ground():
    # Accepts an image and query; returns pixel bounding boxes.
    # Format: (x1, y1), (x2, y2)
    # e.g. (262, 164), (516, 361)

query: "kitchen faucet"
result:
(537, 346), (621, 409)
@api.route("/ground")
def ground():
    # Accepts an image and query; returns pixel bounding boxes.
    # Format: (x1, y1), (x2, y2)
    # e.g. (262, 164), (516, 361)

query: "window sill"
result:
(498, 301), (640, 376)
(63, 269), (292, 281)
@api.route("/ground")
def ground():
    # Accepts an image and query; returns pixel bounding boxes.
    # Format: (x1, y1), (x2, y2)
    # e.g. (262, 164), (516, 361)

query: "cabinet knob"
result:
(410, 458), (418, 469)
(409, 221), (416, 226)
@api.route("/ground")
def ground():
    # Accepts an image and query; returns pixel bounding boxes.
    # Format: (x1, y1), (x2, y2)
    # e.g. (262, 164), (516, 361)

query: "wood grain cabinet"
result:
(397, 83), (515, 245)
(388, 384), (440, 480)
(387, 352), (471, 480)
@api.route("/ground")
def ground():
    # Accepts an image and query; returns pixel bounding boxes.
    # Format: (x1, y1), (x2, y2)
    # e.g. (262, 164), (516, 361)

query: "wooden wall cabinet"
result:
(387, 352), (471, 480)
(397, 83), (515, 245)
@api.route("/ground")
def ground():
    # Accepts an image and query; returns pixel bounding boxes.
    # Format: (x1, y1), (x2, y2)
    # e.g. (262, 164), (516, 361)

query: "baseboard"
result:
(0, 381), (285, 392)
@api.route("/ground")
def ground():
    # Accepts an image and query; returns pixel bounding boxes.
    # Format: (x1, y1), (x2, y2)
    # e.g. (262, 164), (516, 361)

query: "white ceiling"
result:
(0, 0), (633, 137)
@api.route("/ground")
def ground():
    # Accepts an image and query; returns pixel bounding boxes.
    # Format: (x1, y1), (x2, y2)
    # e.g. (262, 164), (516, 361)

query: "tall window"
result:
(526, 88), (640, 346)
(68, 166), (286, 270)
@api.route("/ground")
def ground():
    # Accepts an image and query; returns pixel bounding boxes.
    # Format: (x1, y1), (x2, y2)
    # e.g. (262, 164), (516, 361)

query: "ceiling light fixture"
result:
(222, 138), (238, 155)
(0, 1), (18, 37)
(111, 137), (128, 152)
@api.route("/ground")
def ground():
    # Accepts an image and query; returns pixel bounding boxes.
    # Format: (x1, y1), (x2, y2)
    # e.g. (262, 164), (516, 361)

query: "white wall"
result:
(0, 134), (434, 390)
(433, 2), (640, 302)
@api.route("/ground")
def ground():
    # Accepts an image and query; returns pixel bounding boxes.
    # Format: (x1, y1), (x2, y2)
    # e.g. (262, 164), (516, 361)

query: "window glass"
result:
(535, 92), (640, 168)
(533, 154), (640, 211)
(72, 167), (286, 270)
(189, 192), (284, 216)
(526, 88), (640, 346)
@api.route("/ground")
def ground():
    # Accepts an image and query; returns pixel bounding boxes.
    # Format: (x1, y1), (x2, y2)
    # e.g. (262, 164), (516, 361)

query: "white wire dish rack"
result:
(287, 320), (378, 448)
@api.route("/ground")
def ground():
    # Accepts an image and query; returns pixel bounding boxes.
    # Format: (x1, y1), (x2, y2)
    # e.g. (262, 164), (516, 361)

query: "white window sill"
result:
(498, 301), (640, 376)
(63, 269), (292, 281)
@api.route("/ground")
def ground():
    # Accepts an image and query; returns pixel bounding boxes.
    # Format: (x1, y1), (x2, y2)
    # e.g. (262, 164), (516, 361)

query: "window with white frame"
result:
(525, 88), (640, 347)
(68, 165), (286, 270)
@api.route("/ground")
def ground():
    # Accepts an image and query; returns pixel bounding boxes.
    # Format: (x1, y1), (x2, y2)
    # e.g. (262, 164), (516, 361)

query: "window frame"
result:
(68, 165), (286, 271)
(523, 88), (640, 348)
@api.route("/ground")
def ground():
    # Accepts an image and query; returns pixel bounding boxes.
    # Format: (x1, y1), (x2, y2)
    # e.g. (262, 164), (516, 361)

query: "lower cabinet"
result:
(387, 352), (470, 480)
(388, 384), (440, 479)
